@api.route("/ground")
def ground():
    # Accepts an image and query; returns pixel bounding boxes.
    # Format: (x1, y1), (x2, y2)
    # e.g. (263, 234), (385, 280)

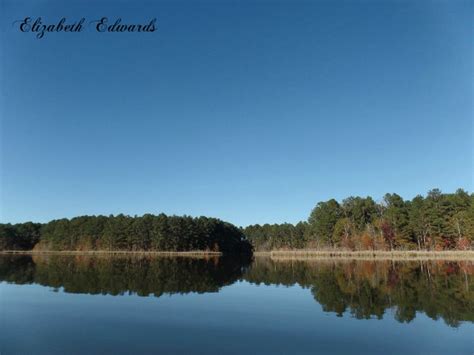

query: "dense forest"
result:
(1, 188), (473, 252)
(244, 189), (474, 251)
(1, 255), (472, 327)
(0, 214), (252, 254)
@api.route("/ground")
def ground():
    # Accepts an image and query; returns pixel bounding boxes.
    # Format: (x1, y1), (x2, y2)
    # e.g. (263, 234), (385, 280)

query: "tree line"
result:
(244, 189), (474, 251)
(1, 188), (472, 252)
(0, 214), (252, 254)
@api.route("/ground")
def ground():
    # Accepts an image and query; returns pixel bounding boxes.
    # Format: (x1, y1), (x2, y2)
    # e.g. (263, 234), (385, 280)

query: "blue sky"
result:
(1, 0), (472, 226)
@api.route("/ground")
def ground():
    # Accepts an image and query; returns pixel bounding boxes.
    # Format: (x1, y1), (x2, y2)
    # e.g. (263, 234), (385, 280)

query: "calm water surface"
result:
(1, 255), (473, 354)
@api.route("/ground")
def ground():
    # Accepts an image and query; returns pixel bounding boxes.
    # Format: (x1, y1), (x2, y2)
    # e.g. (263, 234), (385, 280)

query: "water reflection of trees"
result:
(244, 258), (474, 327)
(0, 255), (250, 297)
(0, 255), (472, 327)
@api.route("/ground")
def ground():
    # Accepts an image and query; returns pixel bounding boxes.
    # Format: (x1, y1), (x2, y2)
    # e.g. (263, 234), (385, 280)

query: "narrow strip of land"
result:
(1, 249), (473, 260)
(255, 250), (474, 261)
(0, 250), (223, 257)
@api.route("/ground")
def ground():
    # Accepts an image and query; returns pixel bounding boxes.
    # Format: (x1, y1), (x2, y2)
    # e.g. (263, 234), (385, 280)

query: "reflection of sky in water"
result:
(1, 281), (473, 355)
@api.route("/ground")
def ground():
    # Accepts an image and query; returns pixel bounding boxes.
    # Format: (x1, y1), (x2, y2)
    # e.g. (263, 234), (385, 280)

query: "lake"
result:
(1, 254), (473, 354)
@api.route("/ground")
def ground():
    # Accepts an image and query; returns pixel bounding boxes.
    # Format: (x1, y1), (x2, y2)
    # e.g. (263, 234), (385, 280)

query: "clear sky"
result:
(1, 0), (472, 226)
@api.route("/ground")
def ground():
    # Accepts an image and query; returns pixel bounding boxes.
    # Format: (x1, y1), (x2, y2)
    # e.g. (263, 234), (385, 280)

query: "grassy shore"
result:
(255, 250), (474, 261)
(0, 250), (223, 257)
(2, 249), (474, 260)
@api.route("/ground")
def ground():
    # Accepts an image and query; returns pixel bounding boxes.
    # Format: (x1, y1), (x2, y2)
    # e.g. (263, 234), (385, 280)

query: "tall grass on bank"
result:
(0, 250), (223, 257)
(255, 250), (474, 261)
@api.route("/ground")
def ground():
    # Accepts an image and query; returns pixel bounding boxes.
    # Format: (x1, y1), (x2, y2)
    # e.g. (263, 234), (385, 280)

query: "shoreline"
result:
(0, 250), (223, 257)
(0, 249), (473, 260)
(255, 250), (474, 261)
